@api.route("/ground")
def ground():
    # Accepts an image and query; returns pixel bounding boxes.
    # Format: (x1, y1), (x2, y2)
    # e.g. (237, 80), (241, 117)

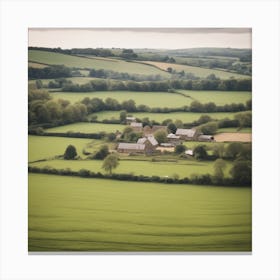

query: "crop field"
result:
(45, 122), (125, 134)
(50, 90), (251, 107)
(28, 136), (107, 162)
(141, 60), (249, 79)
(29, 158), (233, 178)
(28, 50), (170, 77)
(215, 133), (252, 143)
(89, 111), (241, 123)
(29, 174), (252, 252)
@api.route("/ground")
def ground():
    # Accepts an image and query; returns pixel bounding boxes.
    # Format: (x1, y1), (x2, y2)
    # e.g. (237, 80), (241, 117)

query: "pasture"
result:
(45, 122), (125, 134)
(50, 90), (251, 107)
(141, 60), (249, 79)
(28, 135), (107, 162)
(89, 111), (241, 123)
(28, 50), (170, 77)
(29, 174), (252, 252)
(29, 158), (233, 178)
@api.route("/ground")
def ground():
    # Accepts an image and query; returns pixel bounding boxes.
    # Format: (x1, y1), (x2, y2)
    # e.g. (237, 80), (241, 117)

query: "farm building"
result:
(175, 128), (199, 140)
(117, 143), (146, 154)
(126, 116), (136, 124)
(185, 149), (194, 156)
(167, 133), (182, 145)
(130, 122), (143, 132)
(197, 135), (215, 142)
(137, 136), (158, 153)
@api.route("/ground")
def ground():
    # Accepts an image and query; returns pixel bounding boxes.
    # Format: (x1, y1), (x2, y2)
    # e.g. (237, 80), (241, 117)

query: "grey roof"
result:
(167, 133), (180, 139)
(147, 136), (158, 146)
(176, 128), (196, 137)
(126, 116), (136, 120)
(118, 143), (145, 150)
(160, 143), (174, 147)
(137, 138), (147, 144)
(130, 122), (142, 127)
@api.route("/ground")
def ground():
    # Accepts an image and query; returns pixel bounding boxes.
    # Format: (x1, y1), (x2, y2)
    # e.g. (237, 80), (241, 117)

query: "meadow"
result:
(28, 135), (108, 162)
(29, 158), (233, 179)
(51, 90), (251, 107)
(29, 174), (252, 252)
(89, 110), (241, 123)
(141, 60), (249, 79)
(28, 50), (170, 77)
(45, 122), (125, 134)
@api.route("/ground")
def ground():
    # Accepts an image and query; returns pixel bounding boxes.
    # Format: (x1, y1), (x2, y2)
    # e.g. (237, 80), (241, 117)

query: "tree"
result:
(225, 142), (243, 159)
(154, 129), (167, 144)
(94, 145), (109, 160)
(119, 111), (127, 123)
(230, 160), (252, 185)
(199, 122), (218, 135)
(64, 145), (77, 160)
(213, 159), (227, 180)
(174, 144), (186, 154)
(193, 145), (208, 160)
(102, 154), (119, 175)
(167, 122), (177, 134)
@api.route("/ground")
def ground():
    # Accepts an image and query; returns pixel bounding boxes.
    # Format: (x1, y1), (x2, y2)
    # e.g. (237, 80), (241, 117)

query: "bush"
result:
(64, 145), (77, 160)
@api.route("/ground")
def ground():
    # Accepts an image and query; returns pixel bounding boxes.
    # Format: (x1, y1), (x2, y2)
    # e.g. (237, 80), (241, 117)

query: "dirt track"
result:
(214, 133), (252, 142)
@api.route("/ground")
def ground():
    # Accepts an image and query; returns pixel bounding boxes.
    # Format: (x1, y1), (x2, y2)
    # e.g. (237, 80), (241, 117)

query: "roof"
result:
(167, 133), (180, 139)
(176, 128), (196, 137)
(137, 138), (147, 144)
(130, 122), (142, 128)
(151, 125), (167, 132)
(160, 143), (174, 147)
(118, 143), (145, 150)
(147, 135), (158, 146)
(198, 135), (214, 140)
(185, 149), (194, 156)
(126, 116), (136, 120)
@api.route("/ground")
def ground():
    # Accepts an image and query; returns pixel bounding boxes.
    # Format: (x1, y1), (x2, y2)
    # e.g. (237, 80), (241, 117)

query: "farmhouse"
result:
(130, 122), (143, 132)
(197, 135), (215, 142)
(117, 143), (146, 154)
(175, 128), (199, 140)
(137, 135), (158, 153)
(167, 133), (182, 145)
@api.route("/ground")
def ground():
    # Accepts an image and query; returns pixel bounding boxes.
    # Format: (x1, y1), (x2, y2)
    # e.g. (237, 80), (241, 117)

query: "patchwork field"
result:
(29, 158), (233, 179)
(215, 133), (252, 143)
(29, 50), (170, 77)
(89, 111), (242, 123)
(28, 136), (107, 162)
(141, 60), (249, 79)
(50, 90), (251, 107)
(29, 174), (252, 252)
(45, 122), (125, 134)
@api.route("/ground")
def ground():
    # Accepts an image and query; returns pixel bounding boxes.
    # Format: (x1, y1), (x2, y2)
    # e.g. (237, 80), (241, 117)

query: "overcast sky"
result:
(29, 28), (252, 49)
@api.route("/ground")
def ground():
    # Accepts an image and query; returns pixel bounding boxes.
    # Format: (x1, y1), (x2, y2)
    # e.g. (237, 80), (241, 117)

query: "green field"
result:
(216, 127), (252, 133)
(28, 135), (107, 162)
(29, 50), (170, 77)
(45, 122), (126, 134)
(29, 157), (233, 179)
(50, 90), (251, 107)
(89, 110), (242, 123)
(141, 60), (249, 79)
(28, 174), (252, 252)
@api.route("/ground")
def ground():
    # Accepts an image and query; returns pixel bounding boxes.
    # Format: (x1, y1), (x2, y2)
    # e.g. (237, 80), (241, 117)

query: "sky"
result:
(28, 28), (252, 49)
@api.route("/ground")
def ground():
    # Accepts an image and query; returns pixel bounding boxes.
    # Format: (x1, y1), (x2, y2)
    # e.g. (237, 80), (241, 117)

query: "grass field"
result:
(28, 50), (170, 77)
(141, 60), (249, 79)
(45, 122), (125, 133)
(28, 136), (107, 162)
(89, 111), (242, 123)
(29, 158), (233, 179)
(28, 173), (252, 252)
(50, 90), (251, 107)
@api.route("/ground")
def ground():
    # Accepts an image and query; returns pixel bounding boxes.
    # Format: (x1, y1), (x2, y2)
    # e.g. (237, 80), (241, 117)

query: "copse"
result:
(64, 145), (77, 160)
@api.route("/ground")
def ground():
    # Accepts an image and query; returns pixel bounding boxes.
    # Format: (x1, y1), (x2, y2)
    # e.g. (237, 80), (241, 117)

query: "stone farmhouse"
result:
(130, 122), (143, 133)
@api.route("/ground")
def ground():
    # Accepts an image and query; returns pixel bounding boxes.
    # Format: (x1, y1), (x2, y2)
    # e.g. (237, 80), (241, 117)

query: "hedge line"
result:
(28, 166), (251, 187)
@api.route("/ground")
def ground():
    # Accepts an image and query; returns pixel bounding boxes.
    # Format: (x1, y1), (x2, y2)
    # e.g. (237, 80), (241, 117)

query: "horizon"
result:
(29, 28), (252, 49)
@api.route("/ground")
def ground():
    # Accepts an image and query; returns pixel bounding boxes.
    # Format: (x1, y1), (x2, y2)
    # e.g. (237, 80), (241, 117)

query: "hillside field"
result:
(141, 60), (249, 79)
(29, 174), (252, 252)
(50, 90), (251, 107)
(28, 50), (170, 77)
